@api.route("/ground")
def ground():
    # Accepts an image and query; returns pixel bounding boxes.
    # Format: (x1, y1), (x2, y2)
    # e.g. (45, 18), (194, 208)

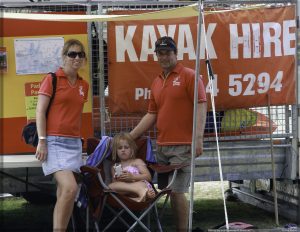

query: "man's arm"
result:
(196, 102), (207, 156)
(130, 113), (157, 140)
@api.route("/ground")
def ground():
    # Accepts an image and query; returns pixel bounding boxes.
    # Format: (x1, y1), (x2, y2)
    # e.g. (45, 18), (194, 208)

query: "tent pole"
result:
(188, 0), (202, 231)
(97, 3), (106, 137)
(295, 0), (300, 225)
(267, 94), (279, 226)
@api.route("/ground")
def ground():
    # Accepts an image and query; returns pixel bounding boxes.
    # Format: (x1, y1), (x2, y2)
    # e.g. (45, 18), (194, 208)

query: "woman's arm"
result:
(35, 94), (50, 162)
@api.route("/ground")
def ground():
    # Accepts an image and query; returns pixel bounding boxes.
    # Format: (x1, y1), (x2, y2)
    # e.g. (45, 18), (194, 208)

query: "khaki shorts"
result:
(156, 145), (191, 193)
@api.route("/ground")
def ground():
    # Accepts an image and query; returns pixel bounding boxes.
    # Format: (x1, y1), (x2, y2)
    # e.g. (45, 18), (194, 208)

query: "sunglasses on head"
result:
(67, 51), (86, 58)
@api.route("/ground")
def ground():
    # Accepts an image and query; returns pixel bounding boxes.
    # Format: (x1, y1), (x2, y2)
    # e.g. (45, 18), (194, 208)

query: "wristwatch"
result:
(39, 136), (47, 140)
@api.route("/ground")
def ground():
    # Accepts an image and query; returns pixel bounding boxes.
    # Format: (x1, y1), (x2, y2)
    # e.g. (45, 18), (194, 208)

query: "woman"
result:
(35, 39), (89, 231)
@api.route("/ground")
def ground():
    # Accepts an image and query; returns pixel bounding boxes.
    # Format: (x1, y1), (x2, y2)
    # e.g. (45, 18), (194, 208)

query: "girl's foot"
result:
(146, 188), (155, 199)
(130, 188), (155, 202)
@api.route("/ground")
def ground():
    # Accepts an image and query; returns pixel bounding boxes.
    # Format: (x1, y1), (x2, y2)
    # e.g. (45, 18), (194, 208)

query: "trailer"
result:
(1, 0), (299, 225)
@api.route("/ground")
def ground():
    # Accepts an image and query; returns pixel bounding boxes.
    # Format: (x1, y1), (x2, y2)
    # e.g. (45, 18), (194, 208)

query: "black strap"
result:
(45, 72), (57, 117)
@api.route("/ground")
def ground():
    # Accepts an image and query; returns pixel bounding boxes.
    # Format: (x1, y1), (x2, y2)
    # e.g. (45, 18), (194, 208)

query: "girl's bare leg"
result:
(109, 181), (155, 202)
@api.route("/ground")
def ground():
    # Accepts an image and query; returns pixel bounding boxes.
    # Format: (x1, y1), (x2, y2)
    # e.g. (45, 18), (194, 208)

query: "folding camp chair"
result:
(79, 136), (186, 232)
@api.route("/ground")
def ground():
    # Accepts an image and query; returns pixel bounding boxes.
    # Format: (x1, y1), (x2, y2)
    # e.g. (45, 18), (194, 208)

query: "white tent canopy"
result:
(1, 3), (261, 22)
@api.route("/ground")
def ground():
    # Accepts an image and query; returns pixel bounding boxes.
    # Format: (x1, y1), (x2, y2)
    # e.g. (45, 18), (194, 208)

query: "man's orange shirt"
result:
(148, 63), (206, 145)
(38, 68), (89, 138)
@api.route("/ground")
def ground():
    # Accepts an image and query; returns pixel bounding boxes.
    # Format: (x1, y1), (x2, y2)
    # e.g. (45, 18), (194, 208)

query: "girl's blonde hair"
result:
(112, 132), (137, 162)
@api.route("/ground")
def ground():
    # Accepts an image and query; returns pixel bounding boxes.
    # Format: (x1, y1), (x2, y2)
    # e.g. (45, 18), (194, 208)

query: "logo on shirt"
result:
(173, 76), (181, 86)
(79, 86), (84, 96)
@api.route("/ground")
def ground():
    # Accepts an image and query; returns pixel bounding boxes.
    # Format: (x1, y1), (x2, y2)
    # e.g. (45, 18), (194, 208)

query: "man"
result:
(130, 36), (207, 231)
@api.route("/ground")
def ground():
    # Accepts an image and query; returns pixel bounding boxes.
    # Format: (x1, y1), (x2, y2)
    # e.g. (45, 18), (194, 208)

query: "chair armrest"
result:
(148, 163), (189, 174)
(80, 165), (101, 175)
(80, 165), (110, 190)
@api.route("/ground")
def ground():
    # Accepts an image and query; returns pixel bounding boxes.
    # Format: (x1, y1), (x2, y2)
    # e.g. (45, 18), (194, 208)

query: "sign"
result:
(0, 47), (7, 73)
(24, 82), (41, 120)
(107, 5), (296, 113)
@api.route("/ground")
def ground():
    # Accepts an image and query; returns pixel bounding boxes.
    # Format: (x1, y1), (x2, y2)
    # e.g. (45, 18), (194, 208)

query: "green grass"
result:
(0, 197), (54, 232)
(0, 182), (293, 231)
(157, 199), (289, 231)
(157, 182), (291, 231)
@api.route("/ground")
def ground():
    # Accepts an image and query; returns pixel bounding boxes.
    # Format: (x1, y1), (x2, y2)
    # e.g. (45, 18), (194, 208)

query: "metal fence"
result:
(89, 1), (297, 143)
(1, 0), (297, 142)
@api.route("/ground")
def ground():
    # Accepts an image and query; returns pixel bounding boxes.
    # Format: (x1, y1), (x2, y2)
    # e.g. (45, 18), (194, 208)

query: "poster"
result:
(14, 37), (64, 75)
(0, 47), (7, 73)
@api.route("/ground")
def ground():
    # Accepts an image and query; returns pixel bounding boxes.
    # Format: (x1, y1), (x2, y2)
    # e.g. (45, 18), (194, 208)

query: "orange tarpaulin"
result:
(107, 5), (296, 113)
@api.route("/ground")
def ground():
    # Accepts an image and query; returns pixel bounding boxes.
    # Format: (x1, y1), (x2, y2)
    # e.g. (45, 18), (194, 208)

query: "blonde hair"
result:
(112, 132), (137, 162)
(62, 39), (86, 57)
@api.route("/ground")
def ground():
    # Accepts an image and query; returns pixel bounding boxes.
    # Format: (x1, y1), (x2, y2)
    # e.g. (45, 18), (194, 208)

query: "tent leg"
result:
(267, 93), (279, 226)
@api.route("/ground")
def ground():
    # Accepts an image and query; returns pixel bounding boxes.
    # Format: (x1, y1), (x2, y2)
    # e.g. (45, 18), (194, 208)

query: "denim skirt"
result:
(42, 136), (83, 176)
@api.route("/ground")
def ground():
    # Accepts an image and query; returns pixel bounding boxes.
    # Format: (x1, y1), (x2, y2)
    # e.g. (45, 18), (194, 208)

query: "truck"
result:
(1, 0), (300, 224)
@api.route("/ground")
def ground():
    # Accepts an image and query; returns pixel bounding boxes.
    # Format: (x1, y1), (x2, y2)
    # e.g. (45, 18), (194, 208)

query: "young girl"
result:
(108, 132), (155, 202)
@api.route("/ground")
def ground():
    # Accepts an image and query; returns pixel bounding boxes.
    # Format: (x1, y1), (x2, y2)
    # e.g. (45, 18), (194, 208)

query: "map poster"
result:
(0, 47), (7, 73)
(15, 37), (64, 75)
(24, 82), (41, 120)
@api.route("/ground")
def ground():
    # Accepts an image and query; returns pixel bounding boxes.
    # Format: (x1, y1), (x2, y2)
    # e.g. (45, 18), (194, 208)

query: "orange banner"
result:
(107, 5), (296, 113)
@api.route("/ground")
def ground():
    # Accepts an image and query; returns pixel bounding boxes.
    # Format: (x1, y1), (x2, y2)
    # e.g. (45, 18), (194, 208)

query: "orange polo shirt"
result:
(38, 67), (89, 138)
(148, 63), (206, 145)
